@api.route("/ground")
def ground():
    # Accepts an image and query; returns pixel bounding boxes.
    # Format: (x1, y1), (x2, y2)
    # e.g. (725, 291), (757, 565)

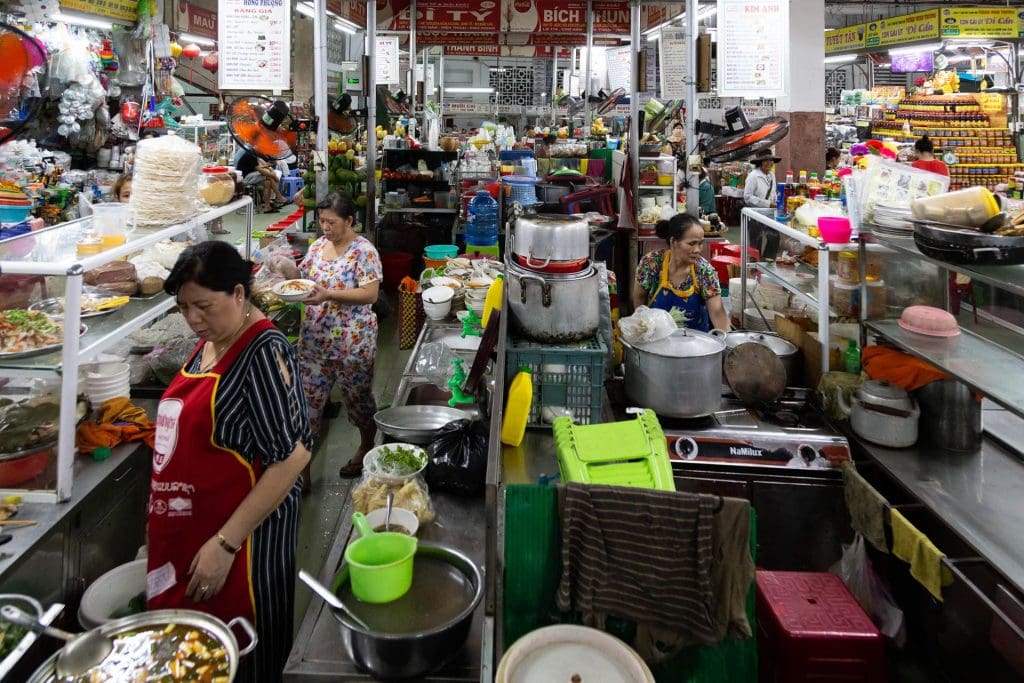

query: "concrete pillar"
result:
(775, 0), (825, 180)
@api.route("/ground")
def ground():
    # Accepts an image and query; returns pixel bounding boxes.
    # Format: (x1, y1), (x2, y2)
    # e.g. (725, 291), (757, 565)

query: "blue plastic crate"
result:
(506, 335), (606, 426)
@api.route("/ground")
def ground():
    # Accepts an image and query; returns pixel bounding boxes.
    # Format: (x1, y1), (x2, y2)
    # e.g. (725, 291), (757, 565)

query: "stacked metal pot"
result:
(507, 213), (600, 343)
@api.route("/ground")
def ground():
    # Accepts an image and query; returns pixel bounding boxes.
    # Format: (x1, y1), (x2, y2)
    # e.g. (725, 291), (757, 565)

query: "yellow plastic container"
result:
(481, 274), (504, 329)
(501, 367), (533, 447)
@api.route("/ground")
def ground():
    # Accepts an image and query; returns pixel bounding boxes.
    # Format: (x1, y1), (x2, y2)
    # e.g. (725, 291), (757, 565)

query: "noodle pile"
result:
(129, 134), (203, 226)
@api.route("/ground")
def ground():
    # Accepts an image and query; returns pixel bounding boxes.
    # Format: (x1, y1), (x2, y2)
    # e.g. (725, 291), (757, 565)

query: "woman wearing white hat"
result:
(742, 151), (781, 209)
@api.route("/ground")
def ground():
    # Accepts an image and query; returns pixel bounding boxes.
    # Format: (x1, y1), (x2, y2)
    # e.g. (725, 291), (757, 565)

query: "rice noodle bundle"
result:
(129, 134), (203, 226)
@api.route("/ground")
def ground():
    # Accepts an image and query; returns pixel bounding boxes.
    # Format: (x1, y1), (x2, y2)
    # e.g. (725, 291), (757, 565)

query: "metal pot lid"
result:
(516, 213), (589, 228)
(632, 328), (724, 358)
(725, 331), (798, 356)
(858, 380), (913, 406)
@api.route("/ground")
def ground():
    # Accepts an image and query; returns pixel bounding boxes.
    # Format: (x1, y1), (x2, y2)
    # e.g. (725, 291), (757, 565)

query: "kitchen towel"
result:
(709, 496), (755, 641)
(75, 396), (155, 452)
(556, 482), (718, 648)
(842, 462), (890, 553)
(890, 508), (953, 601)
(861, 346), (950, 393)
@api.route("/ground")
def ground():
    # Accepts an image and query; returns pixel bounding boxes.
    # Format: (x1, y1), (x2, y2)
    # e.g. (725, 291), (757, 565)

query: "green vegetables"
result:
(0, 618), (28, 660)
(667, 307), (690, 328)
(374, 445), (426, 476)
(110, 592), (147, 619)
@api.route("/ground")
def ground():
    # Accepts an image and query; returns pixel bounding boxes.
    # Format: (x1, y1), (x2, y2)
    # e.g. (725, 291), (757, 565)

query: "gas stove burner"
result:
(658, 414), (717, 431)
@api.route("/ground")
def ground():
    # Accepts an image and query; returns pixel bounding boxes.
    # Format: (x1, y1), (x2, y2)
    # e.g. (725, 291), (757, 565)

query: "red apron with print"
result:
(147, 319), (274, 624)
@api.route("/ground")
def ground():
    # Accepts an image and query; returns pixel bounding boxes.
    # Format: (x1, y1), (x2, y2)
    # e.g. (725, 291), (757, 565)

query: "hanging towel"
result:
(842, 462), (889, 554)
(890, 508), (953, 601)
(861, 346), (950, 393)
(556, 482), (718, 645)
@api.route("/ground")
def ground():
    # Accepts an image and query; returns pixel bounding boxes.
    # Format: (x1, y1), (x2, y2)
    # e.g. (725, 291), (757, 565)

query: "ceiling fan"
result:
(224, 96), (300, 161)
(327, 92), (367, 134)
(0, 22), (48, 145)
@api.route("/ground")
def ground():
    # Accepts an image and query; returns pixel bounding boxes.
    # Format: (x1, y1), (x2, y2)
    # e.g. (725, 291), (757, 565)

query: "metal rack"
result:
(0, 198), (253, 503)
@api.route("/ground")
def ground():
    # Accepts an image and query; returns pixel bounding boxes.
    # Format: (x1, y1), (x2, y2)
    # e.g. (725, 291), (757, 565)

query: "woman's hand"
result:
(303, 283), (333, 305)
(186, 536), (235, 602)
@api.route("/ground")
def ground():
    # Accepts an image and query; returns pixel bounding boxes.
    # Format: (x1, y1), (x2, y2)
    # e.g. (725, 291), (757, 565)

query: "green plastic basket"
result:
(505, 335), (606, 426)
(552, 409), (675, 491)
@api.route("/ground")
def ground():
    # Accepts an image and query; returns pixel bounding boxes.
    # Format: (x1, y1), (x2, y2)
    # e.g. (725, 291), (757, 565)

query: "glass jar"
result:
(199, 166), (236, 206)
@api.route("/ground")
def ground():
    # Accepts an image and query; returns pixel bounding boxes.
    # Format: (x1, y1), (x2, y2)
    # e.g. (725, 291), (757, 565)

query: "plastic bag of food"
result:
(426, 419), (488, 496)
(794, 199), (845, 228)
(414, 342), (458, 388)
(351, 473), (436, 524)
(618, 306), (678, 345)
(144, 337), (199, 385)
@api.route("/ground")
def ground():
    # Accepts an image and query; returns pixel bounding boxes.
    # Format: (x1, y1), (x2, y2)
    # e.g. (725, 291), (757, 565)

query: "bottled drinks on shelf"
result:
(466, 190), (499, 246)
(798, 169), (808, 184)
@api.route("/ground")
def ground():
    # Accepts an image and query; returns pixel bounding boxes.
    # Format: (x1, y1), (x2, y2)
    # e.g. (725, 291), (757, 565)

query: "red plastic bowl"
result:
(0, 444), (52, 487)
(818, 216), (852, 244)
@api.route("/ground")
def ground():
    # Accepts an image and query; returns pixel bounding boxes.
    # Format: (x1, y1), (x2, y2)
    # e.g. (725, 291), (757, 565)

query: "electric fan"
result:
(0, 22), (47, 145)
(700, 106), (790, 163)
(224, 96), (299, 161)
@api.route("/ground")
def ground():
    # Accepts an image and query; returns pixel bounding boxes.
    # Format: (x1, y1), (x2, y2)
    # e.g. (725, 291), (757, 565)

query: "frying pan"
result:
(724, 342), (786, 405)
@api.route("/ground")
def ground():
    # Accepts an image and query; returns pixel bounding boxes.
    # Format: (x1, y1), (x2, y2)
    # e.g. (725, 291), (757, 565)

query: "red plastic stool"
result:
(721, 243), (761, 262)
(709, 255), (740, 286)
(709, 240), (734, 258)
(560, 186), (616, 219)
(756, 570), (887, 683)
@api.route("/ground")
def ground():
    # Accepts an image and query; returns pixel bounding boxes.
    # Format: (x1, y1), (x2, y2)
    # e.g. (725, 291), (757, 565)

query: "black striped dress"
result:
(184, 327), (313, 683)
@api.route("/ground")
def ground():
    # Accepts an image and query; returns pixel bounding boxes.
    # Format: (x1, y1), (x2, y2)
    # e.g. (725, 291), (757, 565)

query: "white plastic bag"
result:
(619, 306), (678, 345)
(831, 534), (907, 646)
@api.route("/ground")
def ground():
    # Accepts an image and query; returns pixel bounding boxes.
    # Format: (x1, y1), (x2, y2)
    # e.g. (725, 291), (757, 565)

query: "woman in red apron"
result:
(632, 214), (730, 333)
(149, 241), (312, 683)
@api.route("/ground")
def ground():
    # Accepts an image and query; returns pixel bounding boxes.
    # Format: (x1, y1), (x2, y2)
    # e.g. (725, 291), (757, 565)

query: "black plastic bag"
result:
(426, 419), (488, 496)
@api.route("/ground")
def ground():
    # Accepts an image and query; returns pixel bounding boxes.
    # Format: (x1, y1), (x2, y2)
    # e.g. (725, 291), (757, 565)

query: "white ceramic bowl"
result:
(78, 559), (147, 629)
(84, 362), (130, 379)
(423, 299), (452, 320)
(353, 506), (420, 539)
(429, 276), (464, 292)
(422, 285), (454, 304)
(364, 443), (429, 483)
(272, 278), (317, 302)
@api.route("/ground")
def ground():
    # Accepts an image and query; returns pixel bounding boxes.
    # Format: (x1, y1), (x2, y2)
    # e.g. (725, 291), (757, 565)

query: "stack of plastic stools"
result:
(279, 175), (303, 201)
(756, 570), (887, 682)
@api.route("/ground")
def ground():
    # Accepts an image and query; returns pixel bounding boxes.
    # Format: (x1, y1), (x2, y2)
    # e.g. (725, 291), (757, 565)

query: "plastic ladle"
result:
(344, 512), (417, 603)
(297, 570), (371, 631)
(0, 605), (113, 676)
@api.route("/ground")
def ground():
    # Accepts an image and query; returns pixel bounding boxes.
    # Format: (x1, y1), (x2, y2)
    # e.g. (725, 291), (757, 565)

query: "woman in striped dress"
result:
(148, 241), (312, 683)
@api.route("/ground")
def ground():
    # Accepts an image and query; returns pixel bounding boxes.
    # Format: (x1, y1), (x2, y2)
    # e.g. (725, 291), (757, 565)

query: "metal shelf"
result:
(753, 261), (837, 316)
(740, 208), (857, 253)
(867, 228), (1024, 299)
(865, 319), (1024, 422)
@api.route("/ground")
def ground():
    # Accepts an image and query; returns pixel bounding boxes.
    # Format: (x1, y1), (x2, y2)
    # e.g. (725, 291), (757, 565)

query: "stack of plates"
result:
(743, 308), (777, 332)
(871, 203), (914, 236)
(83, 361), (131, 407)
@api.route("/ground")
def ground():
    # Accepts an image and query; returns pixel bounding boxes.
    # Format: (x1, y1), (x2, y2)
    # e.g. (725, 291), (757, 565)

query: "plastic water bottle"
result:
(466, 190), (499, 246)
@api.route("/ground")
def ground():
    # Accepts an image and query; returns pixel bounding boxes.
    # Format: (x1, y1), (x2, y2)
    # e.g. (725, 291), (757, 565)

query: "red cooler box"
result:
(756, 570), (887, 683)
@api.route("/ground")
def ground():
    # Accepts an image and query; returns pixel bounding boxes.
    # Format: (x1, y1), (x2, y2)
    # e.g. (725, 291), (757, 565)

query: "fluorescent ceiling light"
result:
(334, 21), (355, 35)
(336, 17), (361, 31)
(948, 40), (995, 49)
(642, 26), (660, 37)
(698, 6), (717, 19)
(889, 43), (941, 55)
(824, 54), (857, 64)
(947, 55), (974, 64)
(876, 62), (891, 68)
(178, 32), (216, 46)
(646, 31), (661, 41)
(445, 87), (493, 93)
(54, 12), (113, 30)
(296, 3), (316, 19)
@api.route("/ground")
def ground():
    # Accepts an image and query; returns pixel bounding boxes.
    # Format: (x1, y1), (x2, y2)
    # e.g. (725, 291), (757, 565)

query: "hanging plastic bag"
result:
(426, 419), (488, 496)
(414, 342), (458, 387)
(618, 305), (678, 345)
(830, 534), (906, 646)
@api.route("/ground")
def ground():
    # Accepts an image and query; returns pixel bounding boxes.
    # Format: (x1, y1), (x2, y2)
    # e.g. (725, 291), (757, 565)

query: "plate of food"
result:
(29, 290), (131, 318)
(0, 310), (86, 359)
(272, 279), (316, 302)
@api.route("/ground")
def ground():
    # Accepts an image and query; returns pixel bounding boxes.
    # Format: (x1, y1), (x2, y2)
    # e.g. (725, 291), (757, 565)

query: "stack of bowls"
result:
(463, 277), (492, 316)
(429, 276), (465, 309)
(422, 286), (454, 320)
(83, 362), (131, 407)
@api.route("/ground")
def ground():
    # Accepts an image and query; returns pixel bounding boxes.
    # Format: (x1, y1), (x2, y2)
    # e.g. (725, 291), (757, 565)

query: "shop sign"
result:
(375, 35), (400, 84)
(417, 32), (497, 47)
(59, 0), (138, 22)
(716, 0), (788, 98)
(606, 44), (632, 92)
(824, 25), (865, 55)
(443, 44), (501, 56)
(326, 0), (367, 28)
(176, 2), (217, 40)
(218, 0), (290, 91)
(659, 29), (686, 99)
(864, 10), (938, 48)
(378, 0), (500, 33)
(505, 0), (630, 36)
(641, 3), (683, 34)
(939, 7), (1023, 40)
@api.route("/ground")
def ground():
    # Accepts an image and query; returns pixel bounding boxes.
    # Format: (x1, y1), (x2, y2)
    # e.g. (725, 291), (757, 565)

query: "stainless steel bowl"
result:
(374, 405), (472, 444)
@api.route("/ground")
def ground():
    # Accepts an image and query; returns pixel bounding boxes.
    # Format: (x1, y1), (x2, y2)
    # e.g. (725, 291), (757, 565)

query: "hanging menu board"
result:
(659, 29), (687, 100)
(218, 0), (291, 91)
(716, 0), (788, 98)
(376, 36), (400, 85)
(605, 46), (632, 93)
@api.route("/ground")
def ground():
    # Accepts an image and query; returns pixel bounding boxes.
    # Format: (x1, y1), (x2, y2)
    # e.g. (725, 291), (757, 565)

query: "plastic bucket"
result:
(381, 252), (414, 291)
(344, 512), (417, 603)
(424, 244), (459, 260)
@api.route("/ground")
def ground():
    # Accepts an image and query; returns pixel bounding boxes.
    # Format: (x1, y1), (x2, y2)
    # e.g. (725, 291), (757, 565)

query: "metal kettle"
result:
(913, 379), (983, 452)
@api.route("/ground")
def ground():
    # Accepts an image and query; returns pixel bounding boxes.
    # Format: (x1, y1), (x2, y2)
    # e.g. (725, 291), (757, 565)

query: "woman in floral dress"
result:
(270, 191), (382, 477)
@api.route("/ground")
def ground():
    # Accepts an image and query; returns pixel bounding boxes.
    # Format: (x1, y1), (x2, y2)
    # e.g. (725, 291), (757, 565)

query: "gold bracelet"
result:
(217, 533), (241, 554)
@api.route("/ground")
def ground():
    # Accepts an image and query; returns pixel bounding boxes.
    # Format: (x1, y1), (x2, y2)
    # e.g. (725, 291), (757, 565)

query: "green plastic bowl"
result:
(345, 512), (418, 603)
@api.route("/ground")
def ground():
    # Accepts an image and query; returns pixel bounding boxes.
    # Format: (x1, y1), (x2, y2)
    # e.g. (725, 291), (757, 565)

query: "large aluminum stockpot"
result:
(724, 331), (802, 387)
(28, 609), (257, 683)
(512, 213), (591, 268)
(622, 328), (726, 418)
(328, 543), (483, 679)
(507, 260), (600, 344)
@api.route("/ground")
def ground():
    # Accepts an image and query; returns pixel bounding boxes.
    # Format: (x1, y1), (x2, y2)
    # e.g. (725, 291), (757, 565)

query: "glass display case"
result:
(177, 122), (232, 164)
(0, 197), (253, 503)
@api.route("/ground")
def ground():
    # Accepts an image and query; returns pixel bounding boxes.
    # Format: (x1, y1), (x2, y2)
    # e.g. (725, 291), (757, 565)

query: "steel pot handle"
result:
(709, 329), (727, 341)
(0, 593), (43, 620)
(525, 248), (553, 270)
(518, 272), (552, 307)
(972, 247), (1002, 258)
(227, 616), (259, 656)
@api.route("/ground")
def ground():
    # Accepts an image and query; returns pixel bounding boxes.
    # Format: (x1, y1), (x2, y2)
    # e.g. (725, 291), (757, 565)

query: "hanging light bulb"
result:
(182, 43), (201, 59)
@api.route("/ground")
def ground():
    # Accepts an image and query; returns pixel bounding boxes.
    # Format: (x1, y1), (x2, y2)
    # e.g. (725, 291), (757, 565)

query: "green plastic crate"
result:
(506, 335), (606, 426)
(552, 409), (675, 491)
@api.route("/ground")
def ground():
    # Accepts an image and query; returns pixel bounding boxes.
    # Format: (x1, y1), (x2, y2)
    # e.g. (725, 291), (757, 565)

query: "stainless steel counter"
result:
(851, 403), (1024, 595)
(284, 320), (495, 682)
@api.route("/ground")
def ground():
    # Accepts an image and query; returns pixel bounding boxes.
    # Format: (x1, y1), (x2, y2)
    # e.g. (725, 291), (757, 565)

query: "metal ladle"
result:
(297, 570), (371, 631)
(384, 491), (394, 532)
(0, 605), (112, 676)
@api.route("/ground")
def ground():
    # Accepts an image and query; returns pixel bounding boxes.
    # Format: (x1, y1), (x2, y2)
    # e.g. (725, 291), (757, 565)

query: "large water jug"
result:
(466, 190), (499, 246)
